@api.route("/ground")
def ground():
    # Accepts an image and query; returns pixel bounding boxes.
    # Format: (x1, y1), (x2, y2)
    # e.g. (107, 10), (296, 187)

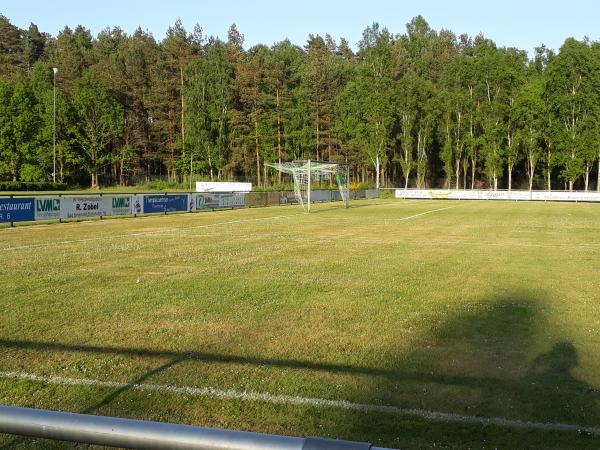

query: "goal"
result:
(265, 160), (350, 212)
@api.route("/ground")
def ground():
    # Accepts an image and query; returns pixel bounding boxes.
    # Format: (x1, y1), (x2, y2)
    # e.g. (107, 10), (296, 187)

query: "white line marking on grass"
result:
(387, 205), (459, 222)
(412, 239), (600, 250)
(0, 370), (598, 436)
(1, 215), (295, 251)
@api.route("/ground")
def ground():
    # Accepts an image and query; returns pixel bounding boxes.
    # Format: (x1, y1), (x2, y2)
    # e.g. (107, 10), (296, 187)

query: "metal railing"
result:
(0, 405), (393, 450)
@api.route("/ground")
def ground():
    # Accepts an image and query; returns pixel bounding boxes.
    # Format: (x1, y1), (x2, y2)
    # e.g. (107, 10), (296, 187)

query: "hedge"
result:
(0, 181), (68, 191)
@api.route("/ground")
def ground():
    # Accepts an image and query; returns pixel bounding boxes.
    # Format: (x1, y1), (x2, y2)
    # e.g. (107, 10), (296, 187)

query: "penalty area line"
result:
(387, 205), (459, 222)
(0, 370), (598, 436)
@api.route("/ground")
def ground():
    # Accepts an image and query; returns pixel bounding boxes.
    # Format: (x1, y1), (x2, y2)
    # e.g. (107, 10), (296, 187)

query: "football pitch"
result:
(1, 199), (600, 449)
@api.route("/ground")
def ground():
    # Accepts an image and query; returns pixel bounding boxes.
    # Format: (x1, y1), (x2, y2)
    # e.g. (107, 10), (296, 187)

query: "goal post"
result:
(265, 160), (350, 212)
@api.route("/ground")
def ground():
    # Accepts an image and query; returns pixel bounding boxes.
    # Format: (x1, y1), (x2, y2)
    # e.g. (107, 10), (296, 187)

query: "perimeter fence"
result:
(0, 189), (380, 226)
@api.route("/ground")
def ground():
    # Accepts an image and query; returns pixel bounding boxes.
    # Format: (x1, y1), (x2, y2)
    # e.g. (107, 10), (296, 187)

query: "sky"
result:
(3, 0), (600, 55)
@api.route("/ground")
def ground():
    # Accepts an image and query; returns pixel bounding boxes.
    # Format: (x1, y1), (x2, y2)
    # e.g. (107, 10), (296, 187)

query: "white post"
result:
(345, 164), (350, 208)
(52, 67), (58, 183)
(189, 151), (193, 191)
(307, 159), (311, 213)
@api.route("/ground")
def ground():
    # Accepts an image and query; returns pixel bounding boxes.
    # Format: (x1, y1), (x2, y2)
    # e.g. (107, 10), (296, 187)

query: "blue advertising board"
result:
(143, 195), (188, 213)
(0, 198), (35, 223)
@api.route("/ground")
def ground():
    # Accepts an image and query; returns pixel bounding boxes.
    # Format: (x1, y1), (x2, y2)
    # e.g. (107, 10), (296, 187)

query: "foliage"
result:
(0, 181), (67, 191)
(2, 16), (600, 190)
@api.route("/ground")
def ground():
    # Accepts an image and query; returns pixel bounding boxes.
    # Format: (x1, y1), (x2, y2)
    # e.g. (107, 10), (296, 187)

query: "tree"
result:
(545, 38), (597, 191)
(45, 26), (91, 93)
(513, 76), (546, 191)
(271, 40), (304, 182)
(150, 19), (199, 180)
(350, 24), (395, 188)
(24, 23), (46, 71)
(0, 78), (40, 181)
(302, 35), (343, 162)
(72, 70), (124, 188)
(184, 41), (233, 181)
(232, 44), (279, 185)
(0, 15), (25, 76)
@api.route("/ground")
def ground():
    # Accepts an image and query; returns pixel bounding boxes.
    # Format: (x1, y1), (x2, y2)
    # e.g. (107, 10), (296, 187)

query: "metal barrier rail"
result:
(0, 405), (394, 450)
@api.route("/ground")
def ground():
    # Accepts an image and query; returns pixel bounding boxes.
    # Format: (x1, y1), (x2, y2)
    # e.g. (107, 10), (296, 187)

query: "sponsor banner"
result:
(395, 189), (600, 202)
(131, 195), (144, 215)
(109, 196), (132, 216)
(143, 195), (188, 213)
(196, 181), (252, 193)
(61, 196), (111, 219)
(530, 191), (600, 202)
(0, 198), (35, 223)
(195, 193), (245, 211)
(35, 197), (61, 220)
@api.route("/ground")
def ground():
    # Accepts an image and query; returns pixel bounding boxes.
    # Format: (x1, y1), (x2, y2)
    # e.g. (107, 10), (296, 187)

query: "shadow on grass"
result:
(348, 290), (600, 449)
(0, 290), (599, 449)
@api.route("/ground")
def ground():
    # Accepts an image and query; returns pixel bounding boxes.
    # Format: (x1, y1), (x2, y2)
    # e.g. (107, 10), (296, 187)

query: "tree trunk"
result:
(584, 163), (590, 191)
(528, 169), (533, 192)
(455, 158), (460, 189)
(120, 153), (125, 186)
(508, 166), (512, 192)
(276, 88), (282, 184)
(597, 154), (600, 192)
(208, 147), (214, 181)
(568, 180), (574, 191)
(255, 122), (261, 186)
(470, 156), (476, 190)
(375, 155), (380, 189)
(180, 65), (185, 144)
(315, 100), (320, 160)
(527, 155), (533, 192)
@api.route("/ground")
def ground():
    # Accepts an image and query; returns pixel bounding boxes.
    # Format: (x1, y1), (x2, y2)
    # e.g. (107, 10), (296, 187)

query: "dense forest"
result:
(1, 14), (600, 190)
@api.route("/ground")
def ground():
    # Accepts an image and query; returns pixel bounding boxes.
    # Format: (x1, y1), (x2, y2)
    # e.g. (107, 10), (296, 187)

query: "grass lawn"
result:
(1, 199), (600, 449)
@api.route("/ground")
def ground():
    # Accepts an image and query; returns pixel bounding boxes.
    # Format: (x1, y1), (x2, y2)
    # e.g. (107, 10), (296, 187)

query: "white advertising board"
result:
(109, 196), (132, 215)
(131, 195), (144, 214)
(395, 189), (600, 202)
(196, 182), (252, 193)
(60, 196), (112, 218)
(195, 193), (246, 210)
(34, 197), (61, 220)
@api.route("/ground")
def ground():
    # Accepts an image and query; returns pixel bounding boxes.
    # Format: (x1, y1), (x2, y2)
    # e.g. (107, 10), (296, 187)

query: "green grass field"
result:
(1, 199), (600, 449)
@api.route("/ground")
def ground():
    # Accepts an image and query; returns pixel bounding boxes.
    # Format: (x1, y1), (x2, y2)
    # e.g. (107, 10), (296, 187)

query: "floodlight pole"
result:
(52, 67), (58, 183)
(307, 159), (311, 213)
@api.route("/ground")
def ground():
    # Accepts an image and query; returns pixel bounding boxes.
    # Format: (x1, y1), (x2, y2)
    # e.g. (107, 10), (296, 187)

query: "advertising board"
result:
(34, 197), (61, 220)
(395, 189), (600, 202)
(143, 195), (188, 213)
(195, 193), (245, 210)
(60, 196), (111, 219)
(0, 198), (35, 222)
(196, 182), (252, 192)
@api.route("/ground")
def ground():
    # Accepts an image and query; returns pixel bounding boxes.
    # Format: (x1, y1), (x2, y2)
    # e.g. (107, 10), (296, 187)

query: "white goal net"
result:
(265, 160), (350, 212)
